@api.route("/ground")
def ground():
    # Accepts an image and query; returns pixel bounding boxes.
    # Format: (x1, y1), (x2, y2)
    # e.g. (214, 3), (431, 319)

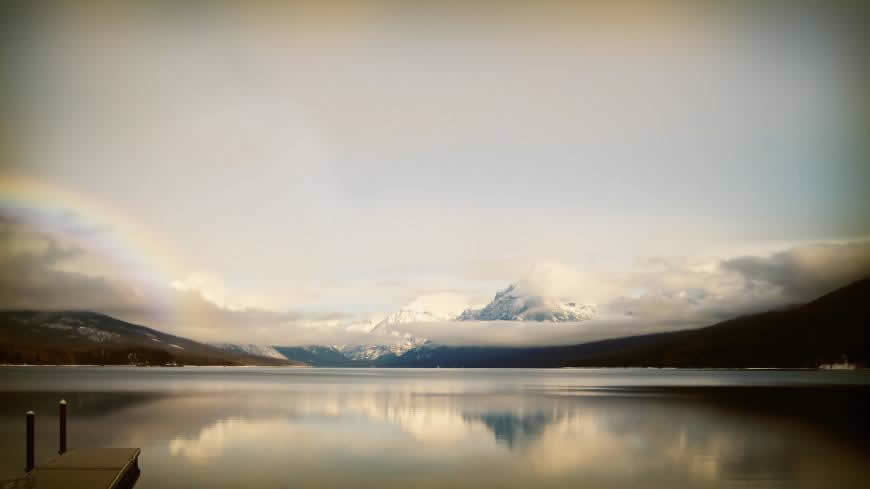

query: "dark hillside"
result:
(0, 311), (301, 366)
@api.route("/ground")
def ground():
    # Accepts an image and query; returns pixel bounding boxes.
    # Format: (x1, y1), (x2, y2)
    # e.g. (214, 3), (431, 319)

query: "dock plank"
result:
(2, 448), (140, 489)
(27, 469), (120, 489)
(38, 449), (140, 471)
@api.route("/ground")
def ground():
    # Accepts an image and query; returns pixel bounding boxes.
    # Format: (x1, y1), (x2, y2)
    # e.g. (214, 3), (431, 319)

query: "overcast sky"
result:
(1, 2), (868, 345)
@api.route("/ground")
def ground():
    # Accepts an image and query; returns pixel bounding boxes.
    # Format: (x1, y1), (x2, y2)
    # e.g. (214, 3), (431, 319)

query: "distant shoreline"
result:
(0, 363), (311, 368)
(1, 364), (864, 371)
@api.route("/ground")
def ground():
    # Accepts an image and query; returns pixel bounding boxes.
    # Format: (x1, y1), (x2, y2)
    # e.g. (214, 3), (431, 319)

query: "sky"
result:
(1, 1), (869, 345)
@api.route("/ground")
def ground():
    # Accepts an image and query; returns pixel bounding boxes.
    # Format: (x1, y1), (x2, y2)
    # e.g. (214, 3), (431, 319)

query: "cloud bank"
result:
(2, 211), (868, 347)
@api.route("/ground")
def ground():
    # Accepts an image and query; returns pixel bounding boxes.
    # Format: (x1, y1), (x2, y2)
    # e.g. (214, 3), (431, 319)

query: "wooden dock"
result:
(1, 401), (140, 489)
(3, 448), (141, 489)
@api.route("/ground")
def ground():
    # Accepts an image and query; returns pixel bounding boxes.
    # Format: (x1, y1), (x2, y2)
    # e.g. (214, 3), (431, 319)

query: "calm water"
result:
(1, 367), (869, 488)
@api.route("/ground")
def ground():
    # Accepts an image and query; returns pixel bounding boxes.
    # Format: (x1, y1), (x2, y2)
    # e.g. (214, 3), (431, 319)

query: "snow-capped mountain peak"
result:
(457, 284), (596, 322)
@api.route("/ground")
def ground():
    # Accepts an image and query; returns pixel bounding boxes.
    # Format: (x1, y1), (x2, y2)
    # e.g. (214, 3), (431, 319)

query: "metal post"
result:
(59, 400), (67, 454)
(25, 411), (34, 472)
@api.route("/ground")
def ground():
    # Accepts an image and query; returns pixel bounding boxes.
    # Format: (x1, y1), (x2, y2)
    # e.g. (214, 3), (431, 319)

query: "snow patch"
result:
(76, 326), (120, 343)
(457, 284), (597, 322)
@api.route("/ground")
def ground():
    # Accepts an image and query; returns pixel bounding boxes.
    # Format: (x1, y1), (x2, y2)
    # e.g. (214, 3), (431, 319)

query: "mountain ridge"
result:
(0, 310), (302, 366)
(5, 278), (866, 368)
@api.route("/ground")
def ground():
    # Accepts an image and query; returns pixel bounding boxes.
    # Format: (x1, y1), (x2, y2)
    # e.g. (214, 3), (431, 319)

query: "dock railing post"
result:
(59, 399), (67, 454)
(26, 410), (34, 472)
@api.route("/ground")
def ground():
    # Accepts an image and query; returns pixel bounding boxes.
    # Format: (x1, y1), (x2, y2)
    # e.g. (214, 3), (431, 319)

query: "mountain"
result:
(281, 279), (868, 368)
(374, 278), (870, 368)
(274, 283), (600, 365)
(315, 308), (441, 362)
(336, 334), (433, 361)
(558, 277), (869, 368)
(355, 308), (440, 358)
(209, 343), (289, 361)
(0, 311), (302, 366)
(273, 338), (431, 366)
(457, 284), (596, 322)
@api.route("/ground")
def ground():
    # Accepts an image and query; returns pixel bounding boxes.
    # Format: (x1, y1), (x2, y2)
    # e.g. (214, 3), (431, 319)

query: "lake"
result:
(1, 367), (869, 488)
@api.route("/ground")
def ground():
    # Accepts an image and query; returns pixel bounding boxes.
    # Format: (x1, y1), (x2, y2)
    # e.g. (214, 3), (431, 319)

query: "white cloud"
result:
(170, 272), (282, 312)
(403, 292), (478, 318)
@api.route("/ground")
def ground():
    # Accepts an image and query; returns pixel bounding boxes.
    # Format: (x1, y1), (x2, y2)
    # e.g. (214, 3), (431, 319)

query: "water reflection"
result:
(0, 368), (868, 489)
(146, 391), (868, 488)
(463, 412), (557, 448)
(169, 418), (290, 461)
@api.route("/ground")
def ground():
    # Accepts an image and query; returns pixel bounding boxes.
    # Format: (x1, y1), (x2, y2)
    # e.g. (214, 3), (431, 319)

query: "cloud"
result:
(170, 273), (289, 312)
(0, 215), (154, 313)
(3, 209), (869, 346)
(403, 292), (478, 318)
(394, 319), (696, 347)
(512, 262), (590, 298)
(721, 241), (870, 302)
(0, 213), (352, 344)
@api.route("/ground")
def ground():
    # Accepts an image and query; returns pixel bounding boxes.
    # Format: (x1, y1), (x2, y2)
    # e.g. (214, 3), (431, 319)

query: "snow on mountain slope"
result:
(275, 307), (448, 362)
(457, 284), (596, 322)
(337, 338), (430, 361)
(209, 343), (288, 360)
(336, 308), (442, 359)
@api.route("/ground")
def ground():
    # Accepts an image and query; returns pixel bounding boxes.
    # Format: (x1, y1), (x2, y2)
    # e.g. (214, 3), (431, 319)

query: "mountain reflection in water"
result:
(0, 367), (868, 489)
(462, 412), (557, 448)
